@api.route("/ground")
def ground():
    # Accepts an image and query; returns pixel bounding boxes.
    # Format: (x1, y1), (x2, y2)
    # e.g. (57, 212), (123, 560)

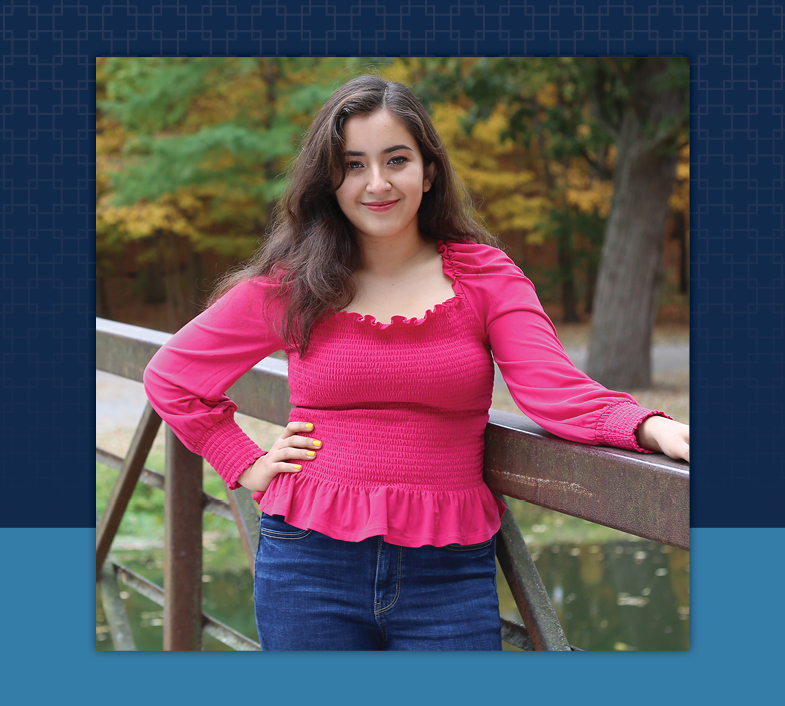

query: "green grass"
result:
(97, 453), (250, 573)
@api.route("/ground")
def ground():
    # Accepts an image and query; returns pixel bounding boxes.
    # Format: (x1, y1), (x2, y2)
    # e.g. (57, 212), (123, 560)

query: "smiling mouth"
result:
(362, 200), (399, 212)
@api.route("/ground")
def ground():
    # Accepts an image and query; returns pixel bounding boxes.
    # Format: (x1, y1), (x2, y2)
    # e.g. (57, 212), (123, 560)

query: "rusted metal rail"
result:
(96, 317), (689, 651)
(110, 562), (260, 651)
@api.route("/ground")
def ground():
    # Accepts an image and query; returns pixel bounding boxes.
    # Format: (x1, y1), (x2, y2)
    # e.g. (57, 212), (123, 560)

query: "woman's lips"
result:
(362, 200), (399, 212)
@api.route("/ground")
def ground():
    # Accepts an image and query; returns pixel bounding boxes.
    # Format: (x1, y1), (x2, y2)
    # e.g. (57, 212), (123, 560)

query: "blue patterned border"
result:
(1, 1), (782, 528)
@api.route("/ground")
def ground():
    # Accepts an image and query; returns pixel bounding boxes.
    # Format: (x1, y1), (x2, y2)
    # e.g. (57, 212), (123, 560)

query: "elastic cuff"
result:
(223, 450), (267, 490)
(597, 402), (672, 453)
(197, 417), (265, 488)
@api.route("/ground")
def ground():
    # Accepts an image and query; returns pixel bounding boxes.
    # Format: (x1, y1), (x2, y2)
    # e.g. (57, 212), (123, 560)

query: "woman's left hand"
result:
(635, 416), (690, 463)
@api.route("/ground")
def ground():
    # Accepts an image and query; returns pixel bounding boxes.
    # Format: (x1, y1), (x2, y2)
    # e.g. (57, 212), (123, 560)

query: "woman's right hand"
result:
(236, 421), (321, 493)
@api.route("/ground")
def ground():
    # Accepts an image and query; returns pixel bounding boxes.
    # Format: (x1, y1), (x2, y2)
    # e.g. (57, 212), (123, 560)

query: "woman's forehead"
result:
(341, 109), (419, 154)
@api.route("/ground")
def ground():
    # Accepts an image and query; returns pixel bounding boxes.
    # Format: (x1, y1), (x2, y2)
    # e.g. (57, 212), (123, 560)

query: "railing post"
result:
(96, 403), (162, 575)
(227, 487), (261, 572)
(98, 562), (137, 650)
(163, 427), (204, 651)
(496, 502), (571, 651)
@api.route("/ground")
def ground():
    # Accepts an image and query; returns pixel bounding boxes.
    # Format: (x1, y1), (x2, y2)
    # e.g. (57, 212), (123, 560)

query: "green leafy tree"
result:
(96, 57), (360, 328)
(412, 57), (689, 389)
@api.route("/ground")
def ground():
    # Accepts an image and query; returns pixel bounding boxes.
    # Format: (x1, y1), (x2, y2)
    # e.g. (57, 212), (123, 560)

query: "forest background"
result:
(96, 56), (690, 651)
(96, 56), (689, 391)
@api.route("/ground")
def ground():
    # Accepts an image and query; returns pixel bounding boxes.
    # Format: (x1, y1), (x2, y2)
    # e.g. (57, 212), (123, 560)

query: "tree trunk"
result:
(143, 259), (167, 304)
(158, 233), (182, 332)
(183, 245), (201, 316)
(586, 58), (686, 390)
(96, 274), (111, 319)
(557, 234), (581, 323)
(189, 247), (204, 312)
(586, 124), (679, 389)
(584, 256), (598, 316)
(672, 209), (689, 295)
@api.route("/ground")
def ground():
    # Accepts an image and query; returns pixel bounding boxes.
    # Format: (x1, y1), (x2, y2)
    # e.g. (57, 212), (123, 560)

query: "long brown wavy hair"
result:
(210, 74), (499, 355)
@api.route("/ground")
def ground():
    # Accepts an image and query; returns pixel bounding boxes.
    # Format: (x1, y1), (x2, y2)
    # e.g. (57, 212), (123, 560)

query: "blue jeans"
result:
(254, 513), (503, 651)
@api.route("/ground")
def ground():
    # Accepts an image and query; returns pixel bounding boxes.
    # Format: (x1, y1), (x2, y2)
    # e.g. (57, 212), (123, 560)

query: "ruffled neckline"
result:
(331, 240), (463, 330)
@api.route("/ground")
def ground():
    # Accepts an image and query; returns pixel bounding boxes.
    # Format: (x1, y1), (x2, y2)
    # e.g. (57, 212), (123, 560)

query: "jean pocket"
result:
(444, 539), (494, 552)
(259, 513), (312, 540)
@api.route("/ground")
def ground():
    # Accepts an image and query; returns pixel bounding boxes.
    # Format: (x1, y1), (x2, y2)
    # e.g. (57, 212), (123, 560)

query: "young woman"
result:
(143, 75), (689, 651)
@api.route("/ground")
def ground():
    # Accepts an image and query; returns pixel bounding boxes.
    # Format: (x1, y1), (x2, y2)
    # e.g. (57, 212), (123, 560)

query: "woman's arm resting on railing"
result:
(453, 244), (677, 456)
(635, 416), (690, 463)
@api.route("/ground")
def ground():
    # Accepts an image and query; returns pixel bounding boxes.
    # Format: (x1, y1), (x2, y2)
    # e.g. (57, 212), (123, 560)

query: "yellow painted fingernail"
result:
(313, 440), (322, 448)
(293, 465), (302, 470)
(305, 423), (314, 429)
(306, 451), (316, 457)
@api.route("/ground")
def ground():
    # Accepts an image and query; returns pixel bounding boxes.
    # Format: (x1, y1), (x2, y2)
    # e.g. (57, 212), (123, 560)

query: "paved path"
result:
(494, 343), (689, 390)
(565, 343), (688, 374)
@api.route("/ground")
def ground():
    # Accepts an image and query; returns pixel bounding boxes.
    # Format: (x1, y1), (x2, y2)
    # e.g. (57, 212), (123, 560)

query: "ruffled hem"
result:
(256, 470), (506, 548)
(329, 240), (464, 330)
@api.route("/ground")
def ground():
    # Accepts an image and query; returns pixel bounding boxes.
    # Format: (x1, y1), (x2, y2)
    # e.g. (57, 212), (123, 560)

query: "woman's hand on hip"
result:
(635, 416), (690, 463)
(237, 421), (322, 493)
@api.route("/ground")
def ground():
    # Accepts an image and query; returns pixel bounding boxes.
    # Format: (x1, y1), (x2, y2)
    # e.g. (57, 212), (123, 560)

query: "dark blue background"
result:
(2, 0), (784, 697)
(1, 1), (782, 529)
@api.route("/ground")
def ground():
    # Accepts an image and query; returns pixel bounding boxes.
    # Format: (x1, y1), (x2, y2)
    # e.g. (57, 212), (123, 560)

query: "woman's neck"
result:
(356, 233), (433, 278)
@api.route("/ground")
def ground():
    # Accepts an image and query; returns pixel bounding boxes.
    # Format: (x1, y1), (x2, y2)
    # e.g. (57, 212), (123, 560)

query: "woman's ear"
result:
(423, 162), (437, 193)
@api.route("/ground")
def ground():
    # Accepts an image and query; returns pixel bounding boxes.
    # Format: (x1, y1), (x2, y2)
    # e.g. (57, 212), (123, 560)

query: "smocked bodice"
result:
(143, 240), (666, 548)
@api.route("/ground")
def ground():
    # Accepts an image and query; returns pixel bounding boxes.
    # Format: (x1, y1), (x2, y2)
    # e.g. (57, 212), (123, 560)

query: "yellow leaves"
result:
(463, 169), (536, 191)
(432, 103), (517, 156)
(185, 61), (266, 130)
(97, 178), (268, 261)
(96, 120), (127, 155)
(545, 156), (614, 218)
(99, 201), (193, 241)
(379, 60), (412, 85)
(676, 160), (689, 181)
(536, 82), (559, 108)
(567, 184), (613, 217)
(670, 143), (690, 214)
(97, 189), (206, 244)
(473, 110), (516, 151)
(487, 194), (550, 231)
(562, 161), (614, 218)
(676, 144), (690, 181)
(427, 103), (547, 238)
(381, 57), (448, 88)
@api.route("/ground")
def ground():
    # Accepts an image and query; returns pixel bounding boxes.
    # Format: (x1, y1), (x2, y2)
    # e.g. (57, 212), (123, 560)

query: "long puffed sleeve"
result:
(443, 241), (668, 451)
(143, 277), (287, 488)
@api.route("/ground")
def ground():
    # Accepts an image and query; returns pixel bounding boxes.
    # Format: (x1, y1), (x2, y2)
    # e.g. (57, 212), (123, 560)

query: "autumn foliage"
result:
(97, 57), (688, 383)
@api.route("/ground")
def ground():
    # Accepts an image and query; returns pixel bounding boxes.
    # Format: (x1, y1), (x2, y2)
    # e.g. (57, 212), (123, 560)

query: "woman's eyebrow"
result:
(344, 144), (415, 156)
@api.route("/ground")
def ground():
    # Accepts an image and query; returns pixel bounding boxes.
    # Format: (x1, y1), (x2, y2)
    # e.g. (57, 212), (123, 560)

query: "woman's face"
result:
(334, 109), (435, 246)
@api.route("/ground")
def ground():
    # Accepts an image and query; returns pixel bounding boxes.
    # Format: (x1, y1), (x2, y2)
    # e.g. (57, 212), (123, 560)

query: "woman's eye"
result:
(345, 161), (363, 170)
(389, 156), (408, 165)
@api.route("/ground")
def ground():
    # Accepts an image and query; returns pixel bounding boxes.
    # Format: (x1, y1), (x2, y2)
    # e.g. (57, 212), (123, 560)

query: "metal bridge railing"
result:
(96, 317), (689, 651)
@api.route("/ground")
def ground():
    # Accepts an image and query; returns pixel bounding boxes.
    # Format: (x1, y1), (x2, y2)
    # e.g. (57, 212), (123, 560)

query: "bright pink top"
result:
(143, 241), (667, 547)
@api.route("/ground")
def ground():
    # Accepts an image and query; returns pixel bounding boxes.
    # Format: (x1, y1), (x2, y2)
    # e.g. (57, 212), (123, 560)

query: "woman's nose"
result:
(366, 166), (391, 193)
